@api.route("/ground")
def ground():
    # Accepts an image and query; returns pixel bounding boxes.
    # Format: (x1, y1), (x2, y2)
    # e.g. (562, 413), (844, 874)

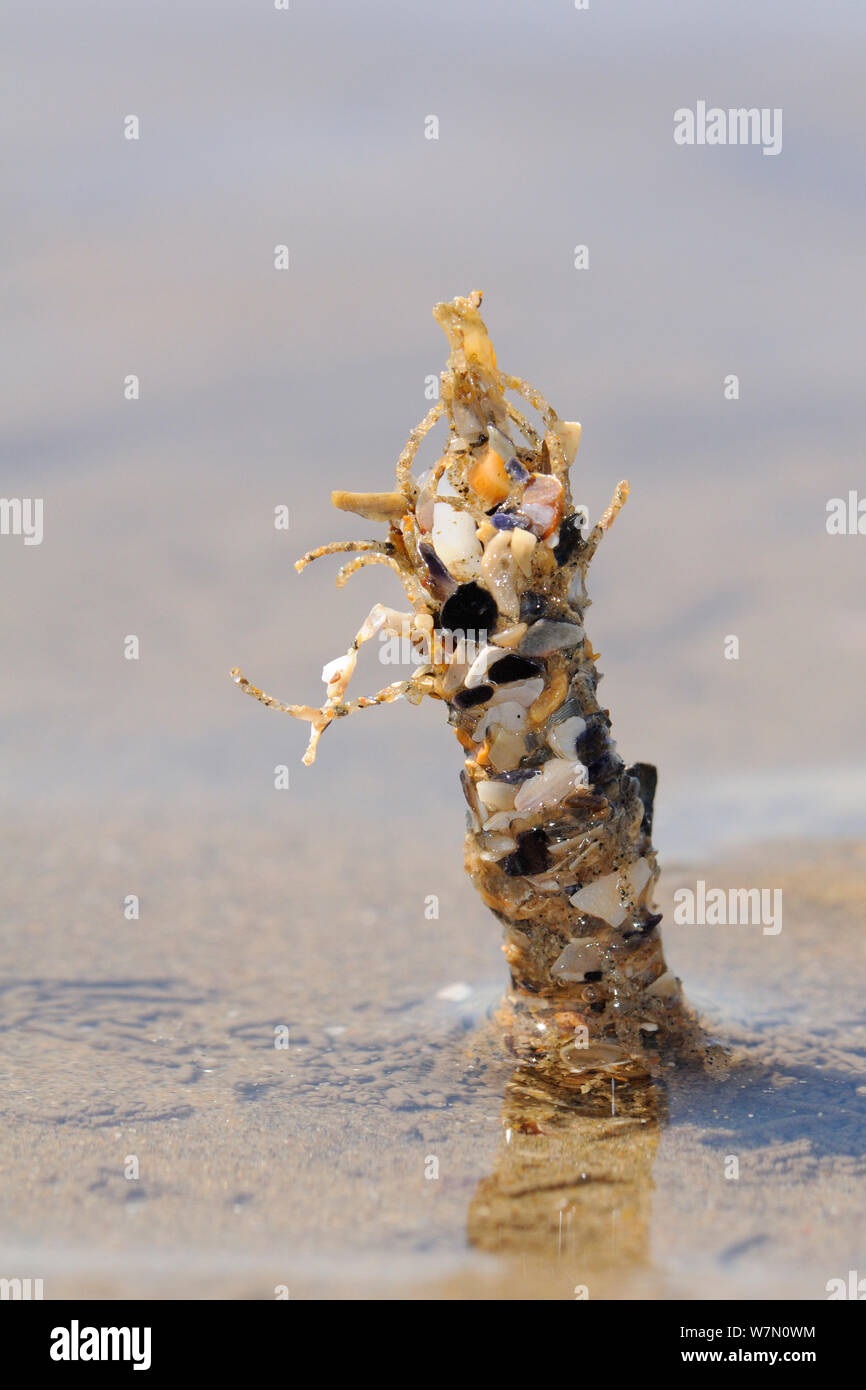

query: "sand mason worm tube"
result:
(232, 291), (686, 1070)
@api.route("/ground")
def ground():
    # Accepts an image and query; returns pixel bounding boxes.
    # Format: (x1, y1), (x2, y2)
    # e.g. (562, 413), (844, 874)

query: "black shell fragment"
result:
(440, 581), (498, 635)
(553, 512), (584, 567)
(621, 911), (663, 942)
(575, 719), (609, 765)
(519, 591), (549, 622)
(490, 767), (540, 785)
(560, 790), (610, 820)
(453, 683), (493, 709)
(488, 652), (542, 685)
(626, 761), (658, 836)
(501, 828), (550, 877)
(587, 752), (623, 788)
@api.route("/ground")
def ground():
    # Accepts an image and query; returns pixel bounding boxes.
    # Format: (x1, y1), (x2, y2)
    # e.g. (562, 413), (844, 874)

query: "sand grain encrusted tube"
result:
(232, 292), (688, 1072)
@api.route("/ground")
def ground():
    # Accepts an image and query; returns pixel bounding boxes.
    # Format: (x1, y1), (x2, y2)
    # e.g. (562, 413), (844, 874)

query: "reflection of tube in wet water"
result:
(467, 1057), (667, 1278)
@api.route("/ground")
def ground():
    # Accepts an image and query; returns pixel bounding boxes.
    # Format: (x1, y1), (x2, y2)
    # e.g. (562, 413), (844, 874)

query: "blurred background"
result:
(2, 0), (865, 859)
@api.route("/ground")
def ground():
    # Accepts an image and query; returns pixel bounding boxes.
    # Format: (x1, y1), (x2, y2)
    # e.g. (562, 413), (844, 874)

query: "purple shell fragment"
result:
(418, 541), (458, 601)
(491, 511), (532, 531)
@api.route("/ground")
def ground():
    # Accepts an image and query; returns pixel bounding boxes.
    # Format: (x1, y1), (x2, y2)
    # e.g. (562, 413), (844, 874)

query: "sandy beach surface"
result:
(1, 812), (862, 1300)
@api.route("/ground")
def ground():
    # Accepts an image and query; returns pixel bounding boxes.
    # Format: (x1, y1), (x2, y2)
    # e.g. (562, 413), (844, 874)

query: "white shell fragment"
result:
(476, 779), (518, 813)
(431, 502), (482, 581)
(629, 856), (652, 900)
(548, 715), (587, 759)
(489, 677), (545, 708)
(510, 526), (537, 576)
(481, 833), (518, 856)
(568, 857), (653, 927)
(450, 399), (483, 439)
(513, 759), (587, 814)
(491, 622), (527, 648)
(440, 636), (471, 695)
(464, 644), (501, 688)
(487, 728), (526, 771)
(474, 701), (527, 744)
(551, 939), (604, 983)
(645, 969), (678, 999)
(553, 420), (582, 466)
(481, 529), (520, 620)
(321, 653), (355, 686)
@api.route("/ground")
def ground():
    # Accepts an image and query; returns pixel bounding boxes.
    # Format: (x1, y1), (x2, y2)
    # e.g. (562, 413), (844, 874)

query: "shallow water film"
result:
(2, 819), (862, 1300)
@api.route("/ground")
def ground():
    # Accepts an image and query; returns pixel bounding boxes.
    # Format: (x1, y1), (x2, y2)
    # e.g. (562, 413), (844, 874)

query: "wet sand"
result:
(1, 815), (862, 1300)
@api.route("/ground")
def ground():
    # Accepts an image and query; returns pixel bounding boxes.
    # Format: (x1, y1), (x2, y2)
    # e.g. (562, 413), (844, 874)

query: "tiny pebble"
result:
(437, 982), (472, 1002)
